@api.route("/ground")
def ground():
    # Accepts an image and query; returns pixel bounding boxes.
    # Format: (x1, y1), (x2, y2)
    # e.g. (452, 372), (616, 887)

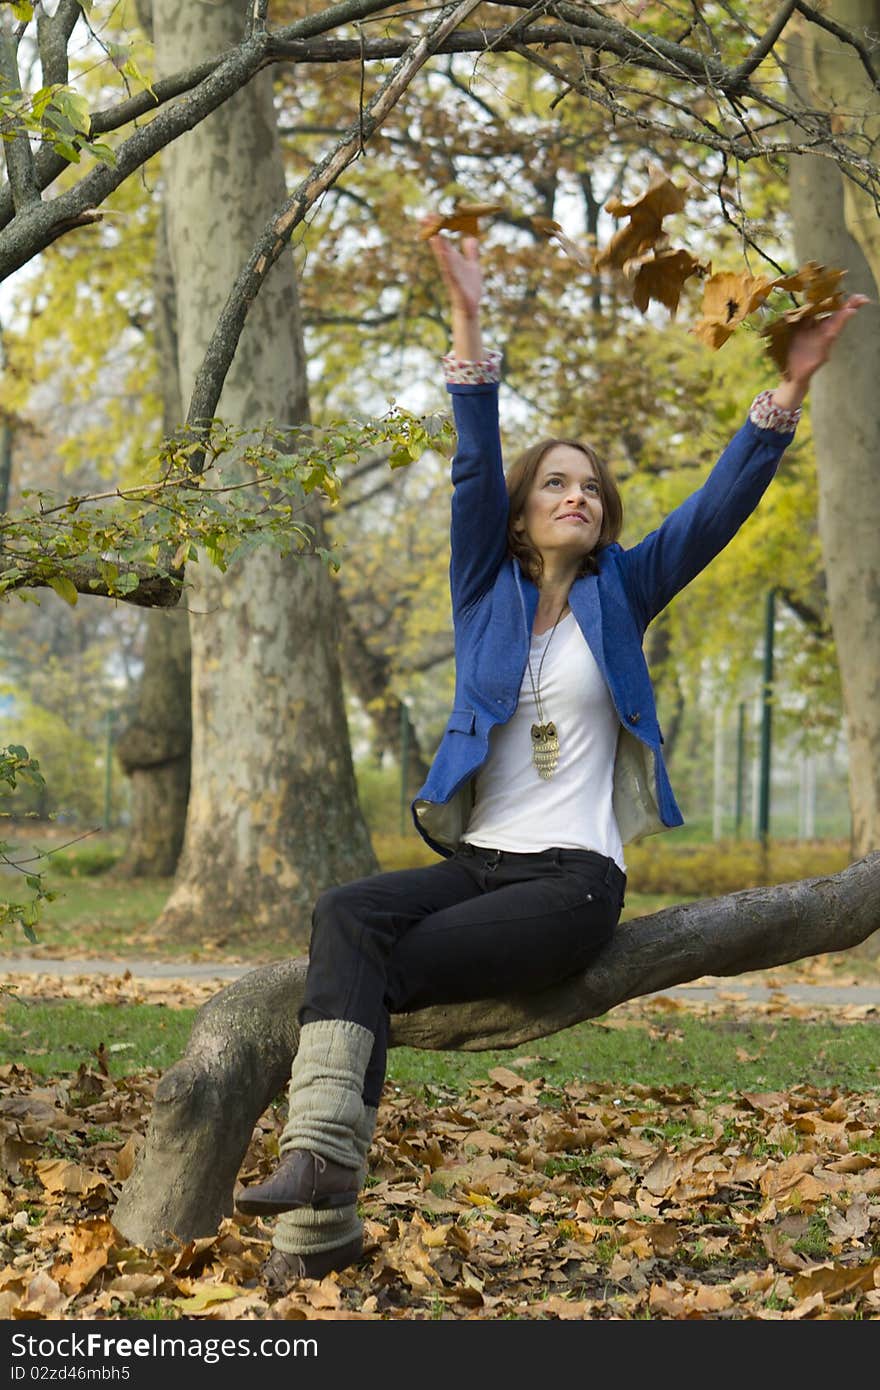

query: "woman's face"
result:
(513, 444), (604, 565)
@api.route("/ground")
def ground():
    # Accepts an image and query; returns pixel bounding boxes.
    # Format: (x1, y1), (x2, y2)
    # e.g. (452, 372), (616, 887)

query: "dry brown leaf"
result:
(596, 172), (687, 271)
(691, 271), (778, 349)
(760, 291), (846, 374)
(625, 247), (709, 315)
(33, 1159), (110, 1198)
(17, 1270), (70, 1317)
(531, 217), (596, 270)
(792, 1259), (880, 1302)
(54, 1216), (117, 1294)
(113, 1134), (141, 1182)
(417, 203), (504, 241)
(487, 1066), (526, 1092)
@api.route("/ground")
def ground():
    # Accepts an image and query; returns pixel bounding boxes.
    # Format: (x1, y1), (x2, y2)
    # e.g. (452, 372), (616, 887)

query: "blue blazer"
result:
(412, 381), (795, 857)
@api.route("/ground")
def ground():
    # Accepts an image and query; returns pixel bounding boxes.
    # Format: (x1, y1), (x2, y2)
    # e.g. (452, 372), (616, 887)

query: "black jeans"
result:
(300, 844), (626, 1107)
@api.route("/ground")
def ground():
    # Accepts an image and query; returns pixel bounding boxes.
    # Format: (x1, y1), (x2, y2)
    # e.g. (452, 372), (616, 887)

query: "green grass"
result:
(3, 876), (195, 957)
(3, 1000), (878, 1091)
(386, 1017), (880, 1093)
(0, 1000), (197, 1076)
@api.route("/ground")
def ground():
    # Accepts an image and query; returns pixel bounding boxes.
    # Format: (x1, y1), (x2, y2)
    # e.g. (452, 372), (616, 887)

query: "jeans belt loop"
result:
(486, 849), (501, 871)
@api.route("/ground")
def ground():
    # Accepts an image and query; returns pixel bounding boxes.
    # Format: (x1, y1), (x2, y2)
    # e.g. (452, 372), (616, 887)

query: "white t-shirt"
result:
(462, 612), (625, 869)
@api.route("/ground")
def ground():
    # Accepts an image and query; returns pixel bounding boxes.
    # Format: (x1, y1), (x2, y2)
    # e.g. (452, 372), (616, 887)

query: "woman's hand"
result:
(773, 293), (870, 411)
(426, 230), (483, 320)
(424, 227), (485, 360)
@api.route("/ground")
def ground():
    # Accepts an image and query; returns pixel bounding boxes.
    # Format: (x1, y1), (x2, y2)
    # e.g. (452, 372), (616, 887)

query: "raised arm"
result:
(620, 294), (870, 629)
(428, 232), (485, 360)
(426, 231), (509, 613)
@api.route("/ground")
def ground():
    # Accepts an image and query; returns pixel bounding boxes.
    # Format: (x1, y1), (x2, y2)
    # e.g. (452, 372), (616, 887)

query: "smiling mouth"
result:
(558, 514), (588, 522)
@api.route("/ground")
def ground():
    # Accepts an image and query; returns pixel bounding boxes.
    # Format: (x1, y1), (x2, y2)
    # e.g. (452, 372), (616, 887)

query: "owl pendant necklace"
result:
(527, 605), (567, 780)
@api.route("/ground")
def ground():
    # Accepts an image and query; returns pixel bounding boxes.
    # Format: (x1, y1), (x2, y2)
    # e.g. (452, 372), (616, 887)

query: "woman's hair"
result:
(505, 437), (623, 581)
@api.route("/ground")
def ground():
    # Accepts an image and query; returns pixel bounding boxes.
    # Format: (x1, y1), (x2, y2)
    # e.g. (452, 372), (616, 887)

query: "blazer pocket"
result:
(446, 708), (476, 735)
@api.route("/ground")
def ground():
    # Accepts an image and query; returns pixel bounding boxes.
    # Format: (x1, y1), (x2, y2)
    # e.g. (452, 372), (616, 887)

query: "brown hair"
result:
(505, 437), (623, 582)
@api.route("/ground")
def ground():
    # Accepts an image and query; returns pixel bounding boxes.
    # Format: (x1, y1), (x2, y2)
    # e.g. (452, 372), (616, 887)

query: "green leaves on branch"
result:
(0, 745), (53, 944)
(0, 405), (453, 601)
(0, 78), (115, 167)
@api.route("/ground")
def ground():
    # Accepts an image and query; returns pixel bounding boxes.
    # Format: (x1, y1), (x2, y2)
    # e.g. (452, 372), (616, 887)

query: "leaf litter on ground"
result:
(1, 1041), (878, 1321)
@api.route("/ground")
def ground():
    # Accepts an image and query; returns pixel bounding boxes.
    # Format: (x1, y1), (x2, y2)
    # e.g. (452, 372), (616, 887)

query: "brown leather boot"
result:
(235, 1149), (360, 1216)
(260, 1235), (363, 1295)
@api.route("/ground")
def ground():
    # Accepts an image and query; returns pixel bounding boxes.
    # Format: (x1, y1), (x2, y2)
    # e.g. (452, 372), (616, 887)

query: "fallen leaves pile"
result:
(1, 1039), (878, 1321)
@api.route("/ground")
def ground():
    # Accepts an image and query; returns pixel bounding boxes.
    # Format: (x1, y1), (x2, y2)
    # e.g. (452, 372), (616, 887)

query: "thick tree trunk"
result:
(339, 601), (430, 796)
(151, 0), (375, 945)
(806, 1), (880, 291)
(114, 609), (191, 878)
(789, 31), (880, 906)
(112, 853), (880, 1246)
(114, 204), (191, 880)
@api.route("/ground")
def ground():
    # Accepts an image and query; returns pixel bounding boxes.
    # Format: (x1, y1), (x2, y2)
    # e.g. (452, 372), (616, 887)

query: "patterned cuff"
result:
(442, 348), (502, 385)
(749, 389), (802, 434)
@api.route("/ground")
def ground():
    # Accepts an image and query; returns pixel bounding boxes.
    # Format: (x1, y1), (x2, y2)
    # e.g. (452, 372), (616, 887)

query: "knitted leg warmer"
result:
(273, 1104), (378, 1259)
(279, 1019), (374, 1170)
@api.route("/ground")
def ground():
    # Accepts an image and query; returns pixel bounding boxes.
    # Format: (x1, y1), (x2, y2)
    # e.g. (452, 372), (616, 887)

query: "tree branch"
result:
(0, 22), (41, 212)
(3, 561), (183, 607)
(35, 0), (82, 88)
(184, 0), (487, 442)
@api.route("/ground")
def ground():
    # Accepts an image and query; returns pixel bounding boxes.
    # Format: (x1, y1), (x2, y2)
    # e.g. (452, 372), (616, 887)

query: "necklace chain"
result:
(526, 603), (567, 779)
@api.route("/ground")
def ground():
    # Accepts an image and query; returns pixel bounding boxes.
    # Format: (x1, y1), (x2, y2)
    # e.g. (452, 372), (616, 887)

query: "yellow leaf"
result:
(174, 1283), (241, 1313)
(47, 575), (78, 606)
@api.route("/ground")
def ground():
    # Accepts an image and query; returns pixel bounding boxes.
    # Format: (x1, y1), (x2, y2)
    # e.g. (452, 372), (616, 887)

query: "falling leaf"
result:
(760, 292), (846, 374)
(417, 203), (505, 241)
(531, 216), (596, 269)
(595, 172), (687, 271)
(487, 1066), (525, 1092)
(691, 271), (778, 349)
(170, 1234), (221, 1276)
(773, 261), (848, 303)
(624, 247), (709, 315)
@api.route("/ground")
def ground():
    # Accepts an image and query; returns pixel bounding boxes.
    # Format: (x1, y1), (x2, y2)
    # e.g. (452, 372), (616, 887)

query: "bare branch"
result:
(727, 0), (799, 90)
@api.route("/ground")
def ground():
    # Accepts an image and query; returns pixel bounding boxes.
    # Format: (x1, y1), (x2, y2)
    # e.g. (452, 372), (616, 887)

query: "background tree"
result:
(149, 0), (376, 943)
(787, 21), (880, 942)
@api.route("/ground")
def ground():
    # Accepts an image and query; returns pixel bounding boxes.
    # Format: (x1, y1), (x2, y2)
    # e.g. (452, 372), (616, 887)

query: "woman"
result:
(236, 232), (866, 1293)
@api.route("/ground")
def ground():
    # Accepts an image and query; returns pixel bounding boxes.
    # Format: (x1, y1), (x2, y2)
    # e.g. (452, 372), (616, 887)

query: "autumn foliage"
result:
(421, 175), (848, 371)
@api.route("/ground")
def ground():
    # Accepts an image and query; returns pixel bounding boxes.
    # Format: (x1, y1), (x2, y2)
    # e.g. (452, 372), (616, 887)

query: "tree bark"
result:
(114, 203), (192, 880)
(789, 29), (880, 902)
(338, 601), (430, 796)
(151, 0), (375, 946)
(806, 1), (880, 291)
(114, 608), (191, 878)
(112, 852), (880, 1246)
